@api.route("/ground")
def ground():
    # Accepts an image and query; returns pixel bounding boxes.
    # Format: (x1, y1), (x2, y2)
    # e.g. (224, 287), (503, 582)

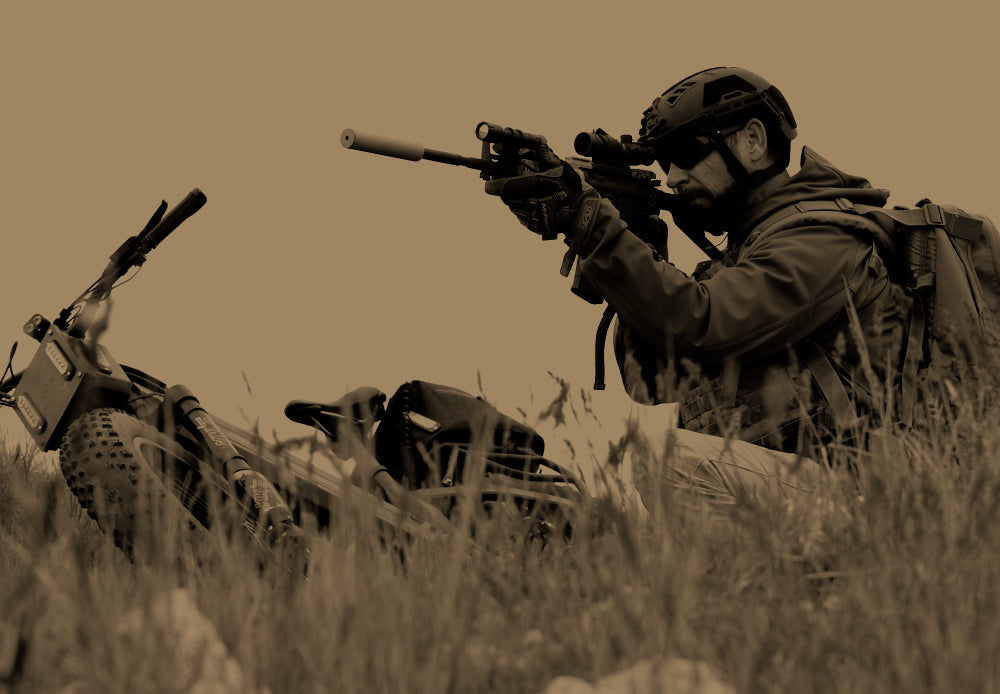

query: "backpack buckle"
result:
(922, 204), (945, 227)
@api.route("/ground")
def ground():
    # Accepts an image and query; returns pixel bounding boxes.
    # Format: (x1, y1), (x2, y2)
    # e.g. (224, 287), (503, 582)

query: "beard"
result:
(670, 183), (751, 239)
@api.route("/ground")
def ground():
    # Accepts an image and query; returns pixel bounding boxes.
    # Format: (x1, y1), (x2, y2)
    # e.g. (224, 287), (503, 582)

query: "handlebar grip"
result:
(341, 128), (425, 161)
(140, 188), (207, 251)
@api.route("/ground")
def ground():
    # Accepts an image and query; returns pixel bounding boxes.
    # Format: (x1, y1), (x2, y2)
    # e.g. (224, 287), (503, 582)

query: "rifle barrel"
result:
(421, 148), (488, 171)
(341, 129), (486, 171)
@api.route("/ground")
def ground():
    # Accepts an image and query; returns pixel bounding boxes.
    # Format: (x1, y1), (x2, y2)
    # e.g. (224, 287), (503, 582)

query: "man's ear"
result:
(744, 118), (769, 163)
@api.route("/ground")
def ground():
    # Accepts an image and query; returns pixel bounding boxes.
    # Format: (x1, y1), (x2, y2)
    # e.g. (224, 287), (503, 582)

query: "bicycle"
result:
(0, 189), (586, 561)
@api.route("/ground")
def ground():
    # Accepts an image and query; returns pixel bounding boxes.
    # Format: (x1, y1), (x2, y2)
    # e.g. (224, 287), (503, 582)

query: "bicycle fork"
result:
(163, 385), (297, 541)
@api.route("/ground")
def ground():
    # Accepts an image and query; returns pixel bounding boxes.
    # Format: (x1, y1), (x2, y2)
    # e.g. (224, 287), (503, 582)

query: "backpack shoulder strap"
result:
(871, 202), (987, 241)
(753, 197), (987, 244)
(748, 198), (895, 252)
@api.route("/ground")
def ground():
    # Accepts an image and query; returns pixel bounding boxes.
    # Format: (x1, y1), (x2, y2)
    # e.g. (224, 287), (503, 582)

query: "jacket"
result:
(577, 147), (908, 452)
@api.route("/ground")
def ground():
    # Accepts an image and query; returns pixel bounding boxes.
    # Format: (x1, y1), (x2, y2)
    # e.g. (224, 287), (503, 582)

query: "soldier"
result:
(486, 67), (908, 459)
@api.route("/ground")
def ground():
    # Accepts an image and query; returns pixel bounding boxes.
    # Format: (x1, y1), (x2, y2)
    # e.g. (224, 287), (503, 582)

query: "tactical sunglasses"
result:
(655, 123), (749, 171)
(654, 134), (718, 171)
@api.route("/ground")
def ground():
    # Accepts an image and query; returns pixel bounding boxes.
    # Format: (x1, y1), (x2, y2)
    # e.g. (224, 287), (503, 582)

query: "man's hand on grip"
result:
(485, 145), (601, 248)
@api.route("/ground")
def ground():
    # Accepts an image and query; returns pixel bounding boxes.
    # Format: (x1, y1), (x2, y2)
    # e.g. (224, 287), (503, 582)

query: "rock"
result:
(117, 588), (250, 694)
(539, 657), (736, 694)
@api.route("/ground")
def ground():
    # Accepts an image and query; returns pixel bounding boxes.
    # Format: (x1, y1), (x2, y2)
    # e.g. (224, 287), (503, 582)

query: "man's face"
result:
(659, 149), (736, 211)
(653, 130), (752, 236)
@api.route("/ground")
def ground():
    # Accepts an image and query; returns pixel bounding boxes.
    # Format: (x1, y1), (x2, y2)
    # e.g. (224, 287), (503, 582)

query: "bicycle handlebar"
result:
(52, 188), (208, 334)
(136, 188), (207, 253)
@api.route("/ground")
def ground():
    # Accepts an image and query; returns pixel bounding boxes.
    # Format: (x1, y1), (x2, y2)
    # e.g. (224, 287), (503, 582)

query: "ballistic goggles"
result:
(653, 126), (742, 171)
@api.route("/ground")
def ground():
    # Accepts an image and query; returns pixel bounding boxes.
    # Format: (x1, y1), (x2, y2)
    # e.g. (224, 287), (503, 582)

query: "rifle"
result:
(341, 123), (724, 387)
(341, 123), (724, 290)
(341, 122), (547, 179)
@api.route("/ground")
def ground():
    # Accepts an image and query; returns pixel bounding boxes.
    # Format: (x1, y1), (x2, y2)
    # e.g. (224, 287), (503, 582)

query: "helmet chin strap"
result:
(710, 131), (786, 194)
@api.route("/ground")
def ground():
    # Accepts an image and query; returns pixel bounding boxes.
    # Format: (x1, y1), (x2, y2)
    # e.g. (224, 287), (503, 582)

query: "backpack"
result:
(373, 380), (563, 490)
(755, 198), (1000, 425)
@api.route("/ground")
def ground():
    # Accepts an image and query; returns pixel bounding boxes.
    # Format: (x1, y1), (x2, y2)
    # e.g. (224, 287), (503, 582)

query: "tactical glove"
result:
(484, 149), (602, 254)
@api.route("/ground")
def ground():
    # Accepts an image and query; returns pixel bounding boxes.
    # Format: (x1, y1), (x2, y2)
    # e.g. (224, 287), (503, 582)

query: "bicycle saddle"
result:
(284, 386), (386, 442)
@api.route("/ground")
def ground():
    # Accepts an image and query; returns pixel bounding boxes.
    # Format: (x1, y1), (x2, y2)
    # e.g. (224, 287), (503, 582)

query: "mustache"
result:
(675, 184), (712, 201)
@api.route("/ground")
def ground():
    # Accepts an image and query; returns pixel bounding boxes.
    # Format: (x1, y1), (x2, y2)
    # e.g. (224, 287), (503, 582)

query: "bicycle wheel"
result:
(58, 408), (229, 554)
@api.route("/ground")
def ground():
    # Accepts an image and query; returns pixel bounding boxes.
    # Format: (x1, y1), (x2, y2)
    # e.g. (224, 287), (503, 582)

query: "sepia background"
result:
(2, 1), (997, 457)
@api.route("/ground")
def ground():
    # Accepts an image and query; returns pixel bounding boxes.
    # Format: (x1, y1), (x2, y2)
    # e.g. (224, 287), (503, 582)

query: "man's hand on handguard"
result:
(484, 145), (603, 257)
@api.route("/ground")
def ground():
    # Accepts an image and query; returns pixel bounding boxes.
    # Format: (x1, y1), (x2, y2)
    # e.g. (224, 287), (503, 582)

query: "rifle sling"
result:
(593, 305), (616, 390)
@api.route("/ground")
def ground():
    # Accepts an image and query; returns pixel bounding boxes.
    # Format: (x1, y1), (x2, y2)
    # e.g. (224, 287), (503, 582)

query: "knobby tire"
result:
(58, 408), (228, 555)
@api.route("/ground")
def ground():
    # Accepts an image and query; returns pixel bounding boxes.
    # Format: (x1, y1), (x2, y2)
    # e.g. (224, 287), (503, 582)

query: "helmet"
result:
(638, 67), (797, 149)
(640, 68), (798, 235)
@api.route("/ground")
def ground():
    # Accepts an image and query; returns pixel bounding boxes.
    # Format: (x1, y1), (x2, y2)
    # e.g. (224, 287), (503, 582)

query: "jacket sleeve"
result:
(578, 198), (882, 364)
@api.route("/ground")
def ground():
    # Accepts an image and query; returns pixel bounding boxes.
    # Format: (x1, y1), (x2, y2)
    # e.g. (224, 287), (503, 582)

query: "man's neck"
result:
(745, 170), (791, 209)
(723, 170), (791, 249)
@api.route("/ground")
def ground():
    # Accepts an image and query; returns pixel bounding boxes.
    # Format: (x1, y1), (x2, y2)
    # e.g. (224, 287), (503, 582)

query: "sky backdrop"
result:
(2, 1), (997, 465)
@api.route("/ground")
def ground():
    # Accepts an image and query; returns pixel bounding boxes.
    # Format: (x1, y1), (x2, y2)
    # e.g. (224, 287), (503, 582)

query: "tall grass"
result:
(3, 374), (1000, 693)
